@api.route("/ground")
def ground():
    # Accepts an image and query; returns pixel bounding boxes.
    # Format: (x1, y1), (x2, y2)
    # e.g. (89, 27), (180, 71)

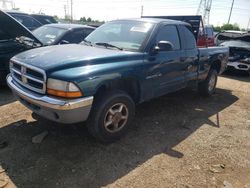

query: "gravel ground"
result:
(0, 73), (250, 188)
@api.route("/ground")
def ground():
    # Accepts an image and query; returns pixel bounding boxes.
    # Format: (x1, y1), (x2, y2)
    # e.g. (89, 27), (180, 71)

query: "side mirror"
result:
(60, 40), (70, 44)
(154, 41), (174, 52)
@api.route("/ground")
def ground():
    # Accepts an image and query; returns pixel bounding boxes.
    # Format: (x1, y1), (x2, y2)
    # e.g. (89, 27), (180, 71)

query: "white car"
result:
(216, 31), (250, 75)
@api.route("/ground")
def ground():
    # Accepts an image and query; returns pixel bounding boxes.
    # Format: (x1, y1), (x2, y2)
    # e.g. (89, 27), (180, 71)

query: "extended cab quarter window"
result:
(181, 26), (196, 50)
(156, 25), (180, 50)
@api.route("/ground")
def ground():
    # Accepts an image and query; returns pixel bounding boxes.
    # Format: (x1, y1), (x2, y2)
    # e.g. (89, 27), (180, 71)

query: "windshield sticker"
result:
(45, 34), (56, 39)
(130, 23), (152, 33)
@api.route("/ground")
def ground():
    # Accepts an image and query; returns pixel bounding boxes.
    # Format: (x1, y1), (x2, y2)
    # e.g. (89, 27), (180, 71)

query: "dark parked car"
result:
(216, 31), (250, 75)
(5, 10), (42, 30)
(7, 17), (228, 142)
(33, 24), (95, 45)
(0, 10), (95, 84)
(30, 14), (57, 25)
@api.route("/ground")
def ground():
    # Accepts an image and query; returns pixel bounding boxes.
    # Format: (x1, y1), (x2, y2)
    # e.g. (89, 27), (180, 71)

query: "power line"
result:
(228, 0), (234, 24)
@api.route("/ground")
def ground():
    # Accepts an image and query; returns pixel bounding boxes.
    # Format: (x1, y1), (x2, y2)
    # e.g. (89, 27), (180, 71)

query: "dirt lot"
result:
(0, 73), (250, 188)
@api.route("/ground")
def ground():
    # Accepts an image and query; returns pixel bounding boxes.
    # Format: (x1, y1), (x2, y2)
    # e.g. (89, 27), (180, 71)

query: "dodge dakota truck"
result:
(7, 18), (229, 142)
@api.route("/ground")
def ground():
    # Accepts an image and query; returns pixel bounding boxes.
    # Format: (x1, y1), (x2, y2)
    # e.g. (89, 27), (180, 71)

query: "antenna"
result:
(197, 0), (213, 25)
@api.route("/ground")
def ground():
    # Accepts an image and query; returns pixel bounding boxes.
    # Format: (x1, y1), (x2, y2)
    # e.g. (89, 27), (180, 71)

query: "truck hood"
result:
(0, 10), (42, 45)
(12, 44), (143, 72)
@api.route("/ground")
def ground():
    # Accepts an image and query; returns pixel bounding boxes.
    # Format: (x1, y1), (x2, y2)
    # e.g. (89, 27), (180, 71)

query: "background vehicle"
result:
(197, 25), (215, 47)
(33, 24), (95, 45)
(0, 10), (95, 84)
(30, 14), (57, 25)
(7, 18), (228, 142)
(5, 10), (43, 30)
(216, 31), (250, 75)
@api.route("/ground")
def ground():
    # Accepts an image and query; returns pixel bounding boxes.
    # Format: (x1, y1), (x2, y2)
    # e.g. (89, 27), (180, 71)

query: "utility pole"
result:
(64, 5), (67, 19)
(247, 17), (250, 30)
(0, 0), (14, 9)
(2, 0), (7, 9)
(141, 5), (144, 17)
(227, 0), (234, 24)
(70, 0), (73, 23)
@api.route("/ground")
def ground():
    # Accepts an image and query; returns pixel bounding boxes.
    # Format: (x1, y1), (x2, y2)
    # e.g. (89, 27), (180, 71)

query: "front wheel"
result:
(198, 69), (218, 97)
(87, 90), (135, 143)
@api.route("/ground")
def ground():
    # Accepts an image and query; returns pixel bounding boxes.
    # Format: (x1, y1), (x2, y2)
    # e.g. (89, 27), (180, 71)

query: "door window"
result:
(156, 25), (180, 50)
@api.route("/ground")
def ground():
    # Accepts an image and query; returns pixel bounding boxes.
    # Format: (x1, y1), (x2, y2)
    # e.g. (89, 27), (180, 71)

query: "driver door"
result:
(145, 25), (187, 98)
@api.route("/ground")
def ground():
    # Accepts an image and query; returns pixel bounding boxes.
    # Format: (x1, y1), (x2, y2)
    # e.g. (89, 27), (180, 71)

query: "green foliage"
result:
(212, 23), (241, 32)
(87, 17), (92, 22)
(53, 15), (59, 21)
(79, 16), (104, 23)
(80, 17), (87, 22)
(64, 15), (71, 21)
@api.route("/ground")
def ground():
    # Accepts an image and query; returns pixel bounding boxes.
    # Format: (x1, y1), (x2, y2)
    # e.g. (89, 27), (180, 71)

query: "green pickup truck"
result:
(7, 17), (229, 142)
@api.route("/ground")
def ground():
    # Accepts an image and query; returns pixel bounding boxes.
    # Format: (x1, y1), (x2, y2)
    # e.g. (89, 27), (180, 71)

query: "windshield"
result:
(84, 20), (154, 51)
(33, 25), (67, 45)
(220, 40), (250, 49)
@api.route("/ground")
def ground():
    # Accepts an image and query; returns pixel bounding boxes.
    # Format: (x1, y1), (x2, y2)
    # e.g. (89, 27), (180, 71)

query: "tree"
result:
(87, 17), (92, 22)
(213, 26), (221, 32)
(80, 17), (87, 22)
(64, 15), (71, 21)
(212, 23), (241, 32)
(53, 15), (59, 21)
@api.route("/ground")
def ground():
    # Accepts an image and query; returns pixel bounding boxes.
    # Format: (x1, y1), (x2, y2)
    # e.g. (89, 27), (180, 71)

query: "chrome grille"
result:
(10, 60), (46, 94)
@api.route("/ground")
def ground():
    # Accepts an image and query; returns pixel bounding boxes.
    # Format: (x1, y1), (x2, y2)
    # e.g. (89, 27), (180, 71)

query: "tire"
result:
(87, 90), (135, 143)
(198, 69), (218, 97)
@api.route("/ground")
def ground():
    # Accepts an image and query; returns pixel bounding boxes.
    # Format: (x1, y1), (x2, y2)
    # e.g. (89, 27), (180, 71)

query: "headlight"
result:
(47, 78), (82, 98)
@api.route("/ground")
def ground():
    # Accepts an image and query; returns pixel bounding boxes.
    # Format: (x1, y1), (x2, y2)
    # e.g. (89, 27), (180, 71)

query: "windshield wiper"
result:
(95, 42), (123, 50)
(82, 39), (92, 46)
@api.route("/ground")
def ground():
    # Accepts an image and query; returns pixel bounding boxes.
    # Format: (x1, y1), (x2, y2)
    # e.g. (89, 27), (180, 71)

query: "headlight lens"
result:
(47, 78), (82, 98)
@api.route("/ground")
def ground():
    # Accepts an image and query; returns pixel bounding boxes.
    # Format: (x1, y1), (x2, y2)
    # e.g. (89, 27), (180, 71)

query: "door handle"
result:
(186, 65), (192, 71)
(180, 57), (187, 61)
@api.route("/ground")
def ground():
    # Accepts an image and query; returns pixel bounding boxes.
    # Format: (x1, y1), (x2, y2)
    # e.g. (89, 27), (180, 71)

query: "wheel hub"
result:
(112, 112), (122, 124)
(104, 103), (129, 133)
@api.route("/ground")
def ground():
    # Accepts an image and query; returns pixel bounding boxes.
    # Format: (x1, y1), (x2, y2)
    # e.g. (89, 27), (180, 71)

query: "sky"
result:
(2, 0), (250, 28)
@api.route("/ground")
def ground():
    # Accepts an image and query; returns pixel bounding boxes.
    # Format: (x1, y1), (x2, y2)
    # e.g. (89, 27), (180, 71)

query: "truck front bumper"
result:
(7, 75), (93, 124)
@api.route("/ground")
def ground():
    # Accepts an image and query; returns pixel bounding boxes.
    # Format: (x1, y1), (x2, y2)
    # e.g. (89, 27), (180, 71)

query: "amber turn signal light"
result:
(47, 88), (82, 98)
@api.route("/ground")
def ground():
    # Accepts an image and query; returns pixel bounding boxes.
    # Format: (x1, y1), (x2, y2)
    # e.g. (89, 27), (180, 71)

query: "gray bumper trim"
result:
(7, 75), (93, 111)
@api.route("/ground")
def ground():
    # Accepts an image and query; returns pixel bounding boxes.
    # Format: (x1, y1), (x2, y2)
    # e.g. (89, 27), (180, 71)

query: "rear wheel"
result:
(87, 90), (135, 143)
(198, 69), (218, 97)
